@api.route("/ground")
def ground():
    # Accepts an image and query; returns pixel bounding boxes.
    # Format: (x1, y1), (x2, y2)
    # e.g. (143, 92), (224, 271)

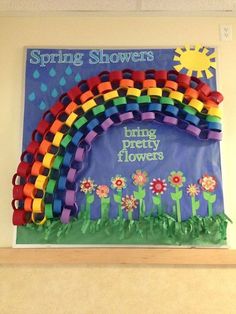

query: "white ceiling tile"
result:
(141, 0), (236, 11)
(0, 0), (138, 11)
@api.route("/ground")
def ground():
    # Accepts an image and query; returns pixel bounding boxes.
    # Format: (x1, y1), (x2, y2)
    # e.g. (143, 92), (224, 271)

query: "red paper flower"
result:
(186, 184), (200, 197)
(96, 185), (109, 198)
(80, 178), (96, 193)
(168, 171), (186, 188)
(149, 178), (167, 195)
(132, 169), (148, 187)
(199, 174), (217, 192)
(111, 175), (126, 190)
(121, 195), (138, 212)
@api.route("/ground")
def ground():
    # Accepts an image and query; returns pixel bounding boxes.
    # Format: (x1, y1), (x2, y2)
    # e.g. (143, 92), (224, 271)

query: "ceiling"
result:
(1, 0), (236, 16)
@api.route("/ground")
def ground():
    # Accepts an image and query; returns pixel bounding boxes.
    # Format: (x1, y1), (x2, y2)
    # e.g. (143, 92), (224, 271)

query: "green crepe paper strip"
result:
(133, 186), (146, 218)
(203, 191), (216, 217)
(23, 213), (232, 244)
(188, 216), (203, 238)
(171, 187), (183, 222)
(113, 190), (123, 219)
(191, 196), (200, 217)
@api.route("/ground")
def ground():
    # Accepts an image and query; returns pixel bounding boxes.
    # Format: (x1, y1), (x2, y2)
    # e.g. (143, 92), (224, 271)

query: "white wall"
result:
(0, 16), (236, 314)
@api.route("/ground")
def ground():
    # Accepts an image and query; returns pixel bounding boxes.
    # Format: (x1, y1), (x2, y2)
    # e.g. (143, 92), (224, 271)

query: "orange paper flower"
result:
(199, 174), (217, 192)
(96, 185), (109, 198)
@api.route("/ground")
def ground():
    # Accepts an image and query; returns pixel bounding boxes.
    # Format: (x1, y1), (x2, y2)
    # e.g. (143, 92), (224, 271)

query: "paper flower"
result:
(199, 174), (217, 192)
(186, 184), (200, 197)
(150, 178), (167, 195)
(132, 170), (148, 187)
(96, 185), (109, 198)
(80, 178), (96, 193)
(121, 195), (138, 212)
(111, 175), (127, 190)
(168, 171), (186, 188)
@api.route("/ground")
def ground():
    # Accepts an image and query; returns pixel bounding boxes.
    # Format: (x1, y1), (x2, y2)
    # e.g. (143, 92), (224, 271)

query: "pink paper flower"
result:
(80, 178), (96, 193)
(96, 185), (109, 198)
(121, 195), (138, 212)
(150, 178), (167, 195)
(132, 169), (148, 187)
(186, 184), (200, 197)
(199, 174), (217, 192)
(168, 171), (186, 188)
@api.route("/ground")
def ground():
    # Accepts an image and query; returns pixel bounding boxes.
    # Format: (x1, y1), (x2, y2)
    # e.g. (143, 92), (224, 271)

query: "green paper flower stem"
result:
(134, 186), (146, 218)
(171, 187), (182, 223)
(113, 190), (123, 219)
(101, 197), (110, 220)
(85, 192), (95, 219)
(208, 202), (213, 217)
(128, 210), (133, 221)
(152, 194), (163, 216)
(139, 186), (146, 217)
(191, 196), (200, 217)
(203, 191), (216, 217)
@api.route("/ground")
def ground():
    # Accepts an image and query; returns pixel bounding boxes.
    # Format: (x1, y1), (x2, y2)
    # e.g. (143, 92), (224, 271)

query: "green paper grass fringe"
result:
(23, 212), (232, 245)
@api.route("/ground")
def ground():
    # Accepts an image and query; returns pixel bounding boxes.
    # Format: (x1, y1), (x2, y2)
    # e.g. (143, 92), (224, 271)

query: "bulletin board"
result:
(12, 46), (231, 248)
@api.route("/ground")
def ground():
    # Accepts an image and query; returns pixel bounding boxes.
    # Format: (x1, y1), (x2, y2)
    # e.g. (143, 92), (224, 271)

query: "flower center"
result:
(155, 183), (162, 190)
(173, 177), (180, 183)
(84, 182), (91, 188)
(116, 179), (122, 186)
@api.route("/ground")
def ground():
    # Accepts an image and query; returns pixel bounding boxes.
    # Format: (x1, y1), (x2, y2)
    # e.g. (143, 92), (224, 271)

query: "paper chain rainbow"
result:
(12, 69), (223, 226)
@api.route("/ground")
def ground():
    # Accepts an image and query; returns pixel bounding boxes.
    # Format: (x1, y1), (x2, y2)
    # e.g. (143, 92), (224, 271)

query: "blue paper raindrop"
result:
(59, 76), (66, 86)
(33, 70), (40, 79)
(40, 83), (48, 92)
(51, 88), (58, 98)
(39, 100), (47, 110)
(49, 67), (56, 77)
(65, 66), (72, 76)
(75, 72), (81, 82)
(28, 92), (36, 101)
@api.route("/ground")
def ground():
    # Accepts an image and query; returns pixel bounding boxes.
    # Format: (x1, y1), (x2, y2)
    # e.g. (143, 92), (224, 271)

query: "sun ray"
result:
(173, 45), (217, 79)
(195, 44), (202, 51)
(202, 47), (209, 55)
(175, 47), (184, 55)
(204, 69), (213, 79)
(184, 44), (190, 51)
(209, 52), (217, 60)
(210, 62), (217, 69)
(174, 64), (184, 72)
(173, 55), (180, 61)
(187, 69), (193, 76)
(197, 70), (203, 78)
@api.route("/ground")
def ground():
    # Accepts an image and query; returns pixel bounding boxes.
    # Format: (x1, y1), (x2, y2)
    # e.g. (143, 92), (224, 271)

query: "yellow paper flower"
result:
(186, 184), (200, 197)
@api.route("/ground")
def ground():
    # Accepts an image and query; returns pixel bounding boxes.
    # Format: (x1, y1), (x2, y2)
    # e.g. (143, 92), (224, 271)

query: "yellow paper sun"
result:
(173, 45), (216, 79)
